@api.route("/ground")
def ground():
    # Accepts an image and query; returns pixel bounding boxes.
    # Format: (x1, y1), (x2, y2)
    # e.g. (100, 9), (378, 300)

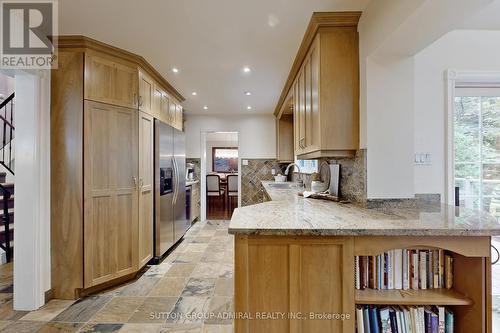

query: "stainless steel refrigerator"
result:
(153, 119), (187, 261)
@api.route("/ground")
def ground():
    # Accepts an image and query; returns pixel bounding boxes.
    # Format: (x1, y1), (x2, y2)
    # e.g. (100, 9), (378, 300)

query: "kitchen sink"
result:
(268, 182), (295, 189)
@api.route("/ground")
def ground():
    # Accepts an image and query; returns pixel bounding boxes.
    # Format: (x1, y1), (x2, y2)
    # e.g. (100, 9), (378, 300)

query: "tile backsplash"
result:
(292, 149), (367, 203)
(241, 159), (287, 206)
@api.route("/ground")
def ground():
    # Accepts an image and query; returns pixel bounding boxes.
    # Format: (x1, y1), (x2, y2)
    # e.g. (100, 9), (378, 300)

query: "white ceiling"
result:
(58, 0), (369, 115)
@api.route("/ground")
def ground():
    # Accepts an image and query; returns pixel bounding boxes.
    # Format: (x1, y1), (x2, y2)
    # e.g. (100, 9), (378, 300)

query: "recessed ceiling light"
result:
(247, 106), (252, 110)
(243, 66), (251, 73)
(244, 91), (252, 96)
(191, 92), (197, 96)
(203, 106), (208, 110)
(172, 67), (179, 73)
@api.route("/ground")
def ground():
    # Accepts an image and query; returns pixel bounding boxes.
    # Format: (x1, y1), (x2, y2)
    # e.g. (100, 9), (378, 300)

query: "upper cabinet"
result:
(275, 12), (361, 159)
(139, 70), (154, 115)
(85, 52), (139, 109)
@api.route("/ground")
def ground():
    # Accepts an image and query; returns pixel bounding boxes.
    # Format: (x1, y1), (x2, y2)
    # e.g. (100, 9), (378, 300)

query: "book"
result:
(412, 251), (419, 290)
(388, 250), (394, 290)
(369, 306), (380, 333)
(437, 306), (445, 333)
(363, 306), (371, 333)
(427, 250), (433, 289)
(380, 307), (393, 333)
(394, 249), (403, 290)
(403, 250), (409, 290)
(389, 308), (398, 333)
(445, 255), (453, 289)
(419, 251), (427, 290)
(356, 306), (365, 333)
(445, 309), (454, 333)
(439, 250), (445, 288)
(433, 250), (440, 288)
(355, 256), (361, 290)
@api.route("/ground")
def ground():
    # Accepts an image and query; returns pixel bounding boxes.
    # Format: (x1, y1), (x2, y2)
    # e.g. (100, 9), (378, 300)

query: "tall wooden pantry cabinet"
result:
(51, 36), (184, 299)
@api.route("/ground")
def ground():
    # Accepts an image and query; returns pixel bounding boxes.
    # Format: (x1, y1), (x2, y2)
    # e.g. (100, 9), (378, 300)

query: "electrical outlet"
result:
(414, 153), (432, 166)
(271, 168), (276, 175)
(242, 159), (249, 166)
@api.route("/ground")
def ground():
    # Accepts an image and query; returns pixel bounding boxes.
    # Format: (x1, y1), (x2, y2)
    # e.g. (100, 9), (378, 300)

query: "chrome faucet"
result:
(284, 163), (304, 188)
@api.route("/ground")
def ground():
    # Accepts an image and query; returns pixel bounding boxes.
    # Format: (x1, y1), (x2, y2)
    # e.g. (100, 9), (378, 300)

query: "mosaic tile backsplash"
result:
(241, 159), (288, 206)
(291, 149), (367, 203)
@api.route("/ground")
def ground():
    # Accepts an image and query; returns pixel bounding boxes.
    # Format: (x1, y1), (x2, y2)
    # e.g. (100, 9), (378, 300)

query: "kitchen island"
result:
(228, 181), (500, 333)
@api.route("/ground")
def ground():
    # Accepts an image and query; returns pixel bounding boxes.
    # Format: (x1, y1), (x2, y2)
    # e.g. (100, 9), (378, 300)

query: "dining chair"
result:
(206, 174), (225, 218)
(226, 174), (238, 217)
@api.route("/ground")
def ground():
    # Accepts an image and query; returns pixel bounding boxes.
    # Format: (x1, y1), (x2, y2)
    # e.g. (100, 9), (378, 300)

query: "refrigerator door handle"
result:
(172, 158), (177, 204)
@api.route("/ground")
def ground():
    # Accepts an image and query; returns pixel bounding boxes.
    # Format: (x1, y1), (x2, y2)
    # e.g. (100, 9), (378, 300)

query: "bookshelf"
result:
(355, 288), (473, 306)
(353, 236), (491, 333)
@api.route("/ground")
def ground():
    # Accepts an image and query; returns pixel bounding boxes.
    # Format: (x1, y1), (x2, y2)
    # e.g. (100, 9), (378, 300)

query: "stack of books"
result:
(356, 305), (454, 333)
(355, 249), (454, 290)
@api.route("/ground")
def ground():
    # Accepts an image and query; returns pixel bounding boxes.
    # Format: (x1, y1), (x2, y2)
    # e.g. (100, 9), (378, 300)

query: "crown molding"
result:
(55, 35), (185, 102)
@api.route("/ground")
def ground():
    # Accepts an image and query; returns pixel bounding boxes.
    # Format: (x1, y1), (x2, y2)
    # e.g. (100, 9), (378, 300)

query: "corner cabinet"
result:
(51, 36), (185, 299)
(275, 13), (361, 159)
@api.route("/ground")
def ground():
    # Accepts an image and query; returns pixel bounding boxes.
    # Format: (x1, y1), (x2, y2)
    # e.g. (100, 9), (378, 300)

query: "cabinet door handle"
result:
(133, 177), (138, 188)
(138, 95), (143, 107)
(133, 93), (138, 106)
(139, 178), (143, 189)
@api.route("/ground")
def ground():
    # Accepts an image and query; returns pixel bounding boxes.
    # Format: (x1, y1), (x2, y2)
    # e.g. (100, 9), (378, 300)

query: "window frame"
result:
(212, 146), (238, 173)
(445, 69), (500, 206)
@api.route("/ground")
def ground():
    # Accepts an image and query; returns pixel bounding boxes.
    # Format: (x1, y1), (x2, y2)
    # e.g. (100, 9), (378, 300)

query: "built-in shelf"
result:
(355, 288), (473, 306)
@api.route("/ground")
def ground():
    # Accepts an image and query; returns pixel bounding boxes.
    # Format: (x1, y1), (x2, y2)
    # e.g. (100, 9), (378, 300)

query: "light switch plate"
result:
(271, 168), (276, 175)
(242, 159), (249, 166)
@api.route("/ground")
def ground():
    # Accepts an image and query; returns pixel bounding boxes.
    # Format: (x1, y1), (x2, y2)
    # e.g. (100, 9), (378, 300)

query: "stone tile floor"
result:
(0, 220), (234, 332)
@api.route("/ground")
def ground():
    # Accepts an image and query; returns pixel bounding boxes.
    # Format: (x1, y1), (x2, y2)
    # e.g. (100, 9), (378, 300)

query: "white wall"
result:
(358, 0), (498, 199)
(414, 30), (500, 198)
(184, 114), (276, 159)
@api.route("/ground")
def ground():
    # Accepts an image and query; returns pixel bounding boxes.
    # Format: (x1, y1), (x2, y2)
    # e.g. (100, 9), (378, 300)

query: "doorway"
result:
(202, 132), (239, 220)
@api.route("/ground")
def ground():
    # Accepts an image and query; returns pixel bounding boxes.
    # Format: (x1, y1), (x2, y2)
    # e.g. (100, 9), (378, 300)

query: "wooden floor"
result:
(207, 195), (237, 220)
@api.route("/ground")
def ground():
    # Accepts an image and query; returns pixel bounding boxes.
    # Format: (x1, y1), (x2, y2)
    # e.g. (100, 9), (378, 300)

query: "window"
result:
(454, 87), (500, 219)
(294, 159), (318, 174)
(212, 147), (238, 173)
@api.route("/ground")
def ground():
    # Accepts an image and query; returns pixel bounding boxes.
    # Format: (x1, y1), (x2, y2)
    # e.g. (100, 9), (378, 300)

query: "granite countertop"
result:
(228, 181), (500, 236)
(186, 179), (200, 186)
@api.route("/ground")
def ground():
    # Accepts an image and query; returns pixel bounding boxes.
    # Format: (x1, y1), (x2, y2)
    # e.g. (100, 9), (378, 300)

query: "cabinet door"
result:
(175, 104), (183, 130)
(310, 38), (320, 151)
(304, 57), (312, 151)
(85, 53), (138, 109)
(138, 112), (154, 268)
(152, 83), (163, 119)
(139, 70), (154, 115)
(298, 69), (306, 153)
(235, 236), (355, 333)
(293, 79), (300, 155)
(169, 99), (177, 127)
(162, 92), (171, 125)
(84, 101), (138, 288)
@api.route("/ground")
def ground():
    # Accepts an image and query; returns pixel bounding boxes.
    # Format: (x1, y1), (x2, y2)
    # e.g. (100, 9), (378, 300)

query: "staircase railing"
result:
(0, 93), (14, 175)
(0, 184), (11, 262)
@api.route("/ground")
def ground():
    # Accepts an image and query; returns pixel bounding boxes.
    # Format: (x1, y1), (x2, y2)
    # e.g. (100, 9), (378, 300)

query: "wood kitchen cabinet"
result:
(85, 52), (139, 109)
(51, 36), (185, 299)
(190, 182), (200, 223)
(139, 70), (154, 115)
(83, 101), (139, 288)
(235, 235), (355, 333)
(138, 112), (154, 268)
(275, 13), (360, 159)
(276, 114), (294, 163)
